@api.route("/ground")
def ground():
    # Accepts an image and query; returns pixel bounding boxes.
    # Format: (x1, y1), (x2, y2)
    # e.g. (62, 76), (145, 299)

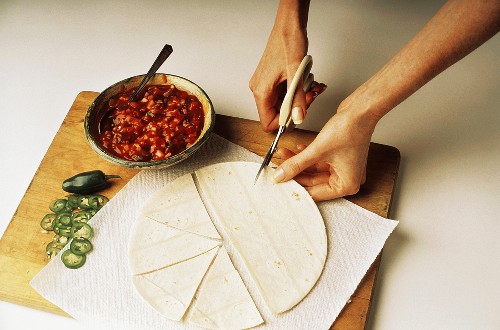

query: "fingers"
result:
(306, 82), (327, 106)
(280, 165), (358, 202)
(306, 184), (346, 202)
(303, 173), (364, 202)
(273, 145), (320, 183)
(292, 82), (327, 125)
(274, 144), (368, 202)
(250, 79), (285, 132)
(277, 146), (330, 173)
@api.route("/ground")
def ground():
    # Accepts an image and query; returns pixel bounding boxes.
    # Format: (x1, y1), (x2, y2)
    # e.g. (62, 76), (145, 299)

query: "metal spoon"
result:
(98, 44), (173, 134)
(129, 44), (174, 102)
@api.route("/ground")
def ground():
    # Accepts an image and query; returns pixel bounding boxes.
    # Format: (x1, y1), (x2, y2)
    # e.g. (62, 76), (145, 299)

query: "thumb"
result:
(273, 146), (318, 183)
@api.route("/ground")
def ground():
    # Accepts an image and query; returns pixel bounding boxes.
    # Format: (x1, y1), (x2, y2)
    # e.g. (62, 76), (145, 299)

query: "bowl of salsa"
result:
(84, 73), (215, 169)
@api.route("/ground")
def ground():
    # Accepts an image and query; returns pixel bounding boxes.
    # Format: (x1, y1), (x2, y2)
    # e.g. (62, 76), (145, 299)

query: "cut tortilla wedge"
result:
(188, 246), (263, 329)
(132, 246), (220, 321)
(139, 173), (221, 240)
(129, 215), (221, 275)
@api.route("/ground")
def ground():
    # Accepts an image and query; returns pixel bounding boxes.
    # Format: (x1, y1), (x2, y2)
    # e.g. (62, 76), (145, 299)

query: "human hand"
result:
(273, 104), (379, 201)
(249, 9), (326, 132)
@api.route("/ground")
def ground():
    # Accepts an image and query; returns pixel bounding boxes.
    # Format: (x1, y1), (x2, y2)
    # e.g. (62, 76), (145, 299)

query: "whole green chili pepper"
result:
(62, 170), (121, 194)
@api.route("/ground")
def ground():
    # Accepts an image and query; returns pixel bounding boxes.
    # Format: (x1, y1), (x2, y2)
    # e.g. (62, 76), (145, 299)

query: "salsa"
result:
(98, 84), (205, 162)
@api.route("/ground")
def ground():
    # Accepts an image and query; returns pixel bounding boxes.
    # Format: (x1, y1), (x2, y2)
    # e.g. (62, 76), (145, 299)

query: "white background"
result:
(1, 1), (499, 329)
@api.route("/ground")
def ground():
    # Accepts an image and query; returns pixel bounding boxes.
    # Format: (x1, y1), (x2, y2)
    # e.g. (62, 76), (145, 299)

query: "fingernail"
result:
(292, 107), (303, 125)
(273, 167), (285, 182)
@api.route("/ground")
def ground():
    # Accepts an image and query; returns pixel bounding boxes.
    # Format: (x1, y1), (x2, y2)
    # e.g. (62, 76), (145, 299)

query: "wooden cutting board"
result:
(0, 91), (400, 329)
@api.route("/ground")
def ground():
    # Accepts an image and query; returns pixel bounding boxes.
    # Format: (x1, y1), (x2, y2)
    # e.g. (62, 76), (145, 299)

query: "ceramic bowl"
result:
(84, 73), (215, 169)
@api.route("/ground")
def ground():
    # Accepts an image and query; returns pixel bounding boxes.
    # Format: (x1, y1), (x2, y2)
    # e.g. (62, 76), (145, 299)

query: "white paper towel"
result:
(30, 134), (398, 330)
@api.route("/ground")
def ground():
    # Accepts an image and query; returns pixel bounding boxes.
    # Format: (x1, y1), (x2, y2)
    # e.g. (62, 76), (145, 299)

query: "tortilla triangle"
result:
(188, 246), (263, 329)
(129, 215), (221, 275)
(132, 246), (219, 321)
(139, 173), (220, 240)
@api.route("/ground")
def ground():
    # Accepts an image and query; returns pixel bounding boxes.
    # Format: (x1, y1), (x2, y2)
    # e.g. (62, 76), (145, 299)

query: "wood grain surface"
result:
(0, 91), (400, 329)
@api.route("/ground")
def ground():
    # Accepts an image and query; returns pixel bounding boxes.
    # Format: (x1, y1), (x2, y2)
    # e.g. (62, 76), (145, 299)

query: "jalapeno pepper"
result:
(71, 210), (91, 223)
(70, 238), (93, 256)
(70, 222), (93, 240)
(77, 195), (92, 209)
(61, 249), (86, 269)
(49, 199), (68, 213)
(40, 214), (57, 231)
(56, 212), (72, 227)
(88, 195), (109, 210)
(67, 194), (80, 208)
(62, 170), (121, 195)
(46, 245), (62, 259)
(52, 234), (68, 245)
(41, 178), (111, 268)
(56, 225), (73, 238)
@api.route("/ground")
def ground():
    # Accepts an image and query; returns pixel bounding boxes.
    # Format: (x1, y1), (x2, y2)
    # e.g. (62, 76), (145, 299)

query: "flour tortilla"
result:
(195, 162), (327, 314)
(188, 246), (264, 329)
(139, 173), (220, 240)
(132, 246), (219, 321)
(129, 215), (221, 275)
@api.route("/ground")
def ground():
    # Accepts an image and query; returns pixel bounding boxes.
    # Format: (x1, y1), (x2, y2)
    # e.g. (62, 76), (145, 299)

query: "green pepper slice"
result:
(77, 195), (92, 209)
(56, 212), (72, 227)
(46, 246), (61, 259)
(88, 195), (109, 210)
(49, 199), (68, 213)
(70, 222), (93, 239)
(67, 194), (81, 208)
(45, 241), (65, 258)
(52, 234), (69, 245)
(61, 249), (86, 269)
(70, 238), (93, 256)
(40, 214), (57, 231)
(58, 226), (73, 238)
(71, 210), (91, 223)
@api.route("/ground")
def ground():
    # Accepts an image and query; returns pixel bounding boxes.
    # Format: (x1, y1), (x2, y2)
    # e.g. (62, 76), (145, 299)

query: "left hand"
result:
(273, 103), (378, 201)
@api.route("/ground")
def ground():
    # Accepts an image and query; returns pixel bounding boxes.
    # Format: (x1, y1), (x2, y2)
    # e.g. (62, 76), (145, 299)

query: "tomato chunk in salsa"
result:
(98, 84), (205, 162)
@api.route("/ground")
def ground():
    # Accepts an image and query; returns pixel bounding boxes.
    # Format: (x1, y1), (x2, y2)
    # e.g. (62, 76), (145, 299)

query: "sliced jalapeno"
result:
(67, 194), (80, 208)
(40, 214), (57, 231)
(77, 195), (92, 209)
(61, 249), (86, 269)
(46, 246), (61, 259)
(88, 195), (109, 210)
(71, 210), (91, 223)
(56, 212), (72, 227)
(46, 241), (64, 258)
(58, 226), (73, 238)
(70, 238), (93, 256)
(71, 222), (93, 239)
(49, 199), (68, 213)
(52, 234), (69, 245)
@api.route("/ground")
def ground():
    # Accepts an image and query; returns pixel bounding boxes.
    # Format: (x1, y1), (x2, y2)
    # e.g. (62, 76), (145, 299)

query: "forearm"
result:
(345, 0), (500, 123)
(273, 0), (311, 56)
(275, 0), (310, 30)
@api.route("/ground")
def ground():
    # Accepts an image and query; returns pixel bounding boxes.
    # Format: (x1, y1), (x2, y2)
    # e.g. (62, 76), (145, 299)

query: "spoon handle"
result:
(129, 44), (173, 102)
